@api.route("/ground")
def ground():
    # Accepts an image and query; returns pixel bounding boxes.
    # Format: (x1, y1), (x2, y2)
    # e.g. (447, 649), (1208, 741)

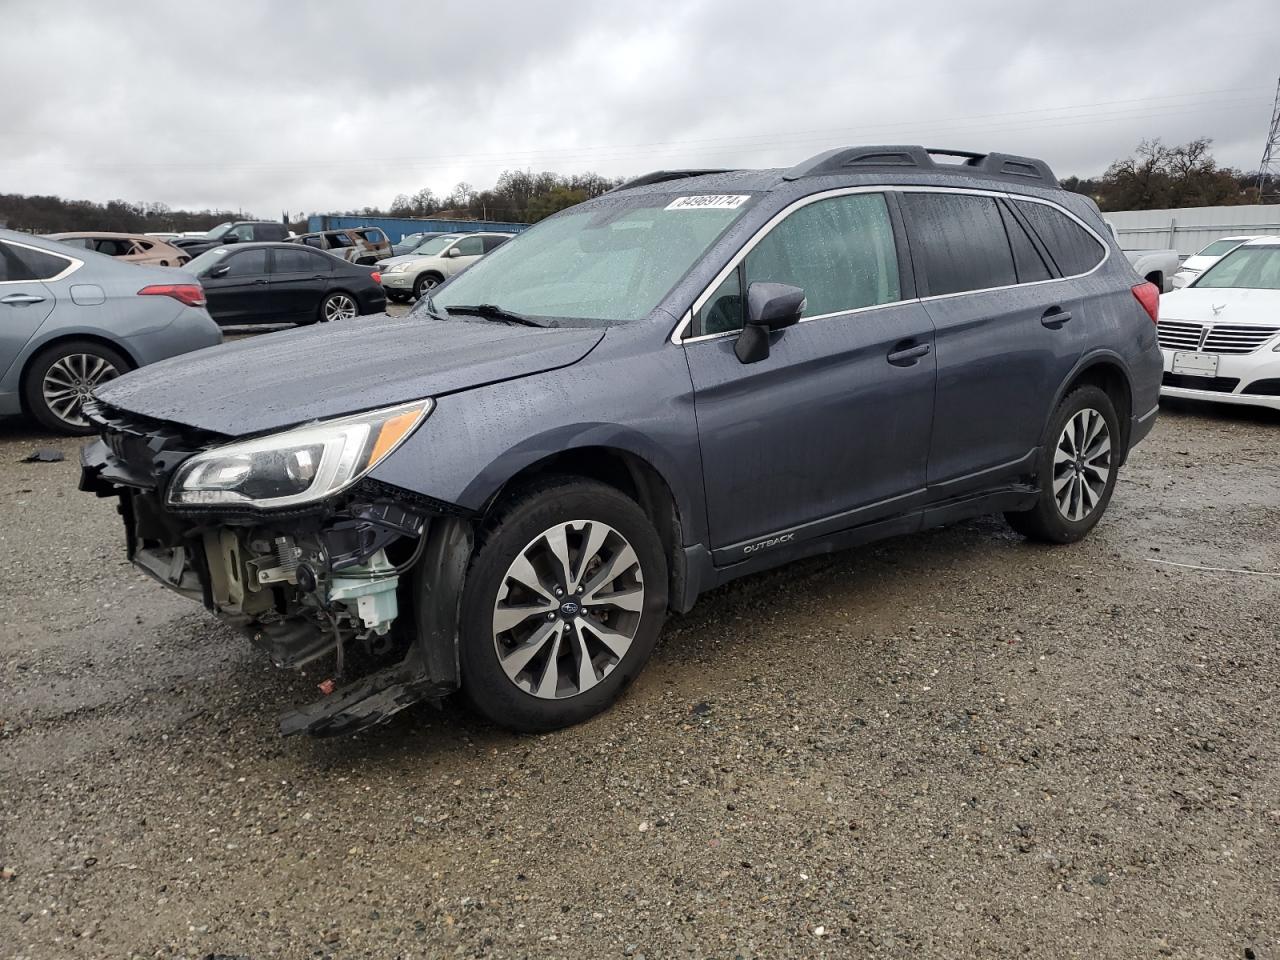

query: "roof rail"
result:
(783, 145), (1057, 186)
(609, 169), (734, 193)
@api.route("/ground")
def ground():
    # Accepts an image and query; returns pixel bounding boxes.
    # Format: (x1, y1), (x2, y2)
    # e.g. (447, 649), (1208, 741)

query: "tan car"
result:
(291, 228), (392, 266)
(46, 232), (190, 267)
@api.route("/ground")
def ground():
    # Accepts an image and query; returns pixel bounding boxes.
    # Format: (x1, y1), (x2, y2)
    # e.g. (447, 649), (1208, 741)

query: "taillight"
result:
(138, 283), (206, 307)
(370, 271), (382, 284)
(1132, 282), (1159, 324)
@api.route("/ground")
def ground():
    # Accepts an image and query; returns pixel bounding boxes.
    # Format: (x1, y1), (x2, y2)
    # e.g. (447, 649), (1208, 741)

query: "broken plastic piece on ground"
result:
(21, 448), (65, 463)
(318, 678), (337, 695)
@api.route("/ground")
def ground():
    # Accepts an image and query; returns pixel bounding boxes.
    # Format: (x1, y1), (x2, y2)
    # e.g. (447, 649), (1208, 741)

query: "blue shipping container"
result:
(307, 215), (529, 243)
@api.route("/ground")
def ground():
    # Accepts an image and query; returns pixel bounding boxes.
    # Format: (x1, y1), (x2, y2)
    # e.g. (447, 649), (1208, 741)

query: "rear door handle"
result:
(1041, 307), (1072, 328)
(1, 293), (45, 306)
(887, 341), (931, 366)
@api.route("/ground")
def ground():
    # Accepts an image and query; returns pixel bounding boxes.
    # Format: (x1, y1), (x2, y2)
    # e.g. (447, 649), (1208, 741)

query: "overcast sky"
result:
(3, 0), (1277, 216)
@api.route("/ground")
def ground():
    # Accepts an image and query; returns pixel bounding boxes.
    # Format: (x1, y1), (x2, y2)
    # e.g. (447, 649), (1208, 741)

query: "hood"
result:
(95, 313), (605, 436)
(1161, 286), (1280, 326)
(376, 253), (423, 269)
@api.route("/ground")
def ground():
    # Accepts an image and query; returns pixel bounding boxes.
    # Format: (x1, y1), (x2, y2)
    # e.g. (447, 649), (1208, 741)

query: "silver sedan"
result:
(0, 230), (223, 434)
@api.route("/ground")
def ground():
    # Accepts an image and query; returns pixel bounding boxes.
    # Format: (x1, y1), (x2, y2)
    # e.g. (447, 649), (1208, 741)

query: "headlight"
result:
(389, 262), (413, 273)
(168, 399), (432, 509)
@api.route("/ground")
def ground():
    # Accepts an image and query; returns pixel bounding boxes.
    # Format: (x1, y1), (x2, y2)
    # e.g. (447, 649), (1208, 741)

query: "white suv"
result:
(378, 232), (512, 302)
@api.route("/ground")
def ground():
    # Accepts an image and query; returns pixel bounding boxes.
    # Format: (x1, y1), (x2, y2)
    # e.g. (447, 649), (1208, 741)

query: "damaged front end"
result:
(79, 398), (473, 737)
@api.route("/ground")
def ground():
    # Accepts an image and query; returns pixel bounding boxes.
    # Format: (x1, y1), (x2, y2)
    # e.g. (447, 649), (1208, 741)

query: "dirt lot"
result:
(1, 375), (1277, 959)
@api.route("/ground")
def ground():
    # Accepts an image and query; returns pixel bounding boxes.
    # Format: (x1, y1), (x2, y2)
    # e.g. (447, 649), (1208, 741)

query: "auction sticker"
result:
(665, 195), (750, 210)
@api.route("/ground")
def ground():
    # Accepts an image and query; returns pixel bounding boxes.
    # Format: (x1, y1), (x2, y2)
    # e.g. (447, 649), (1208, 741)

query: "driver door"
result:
(444, 235), (485, 277)
(682, 192), (937, 559)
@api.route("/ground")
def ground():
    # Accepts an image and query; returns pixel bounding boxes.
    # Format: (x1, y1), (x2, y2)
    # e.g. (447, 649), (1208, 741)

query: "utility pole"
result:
(1257, 75), (1280, 203)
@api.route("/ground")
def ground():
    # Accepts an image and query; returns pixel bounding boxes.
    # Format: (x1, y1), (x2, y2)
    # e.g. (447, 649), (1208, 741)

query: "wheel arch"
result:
(478, 442), (690, 612)
(1046, 351), (1134, 456)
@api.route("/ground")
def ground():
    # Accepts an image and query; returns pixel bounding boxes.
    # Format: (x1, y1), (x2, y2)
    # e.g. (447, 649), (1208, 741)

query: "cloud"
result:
(1, 0), (1274, 214)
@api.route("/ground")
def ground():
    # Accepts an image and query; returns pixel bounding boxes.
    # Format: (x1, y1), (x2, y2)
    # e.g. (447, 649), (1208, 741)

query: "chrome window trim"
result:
(0, 237), (83, 285)
(670, 185), (1111, 345)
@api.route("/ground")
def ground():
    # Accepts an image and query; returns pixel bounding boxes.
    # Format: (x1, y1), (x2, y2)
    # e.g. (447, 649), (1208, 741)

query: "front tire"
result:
(386, 290), (410, 304)
(22, 340), (128, 435)
(412, 273), (441, 300)
(1005, 385), (1121, 543)
(459, 479), (669, 732)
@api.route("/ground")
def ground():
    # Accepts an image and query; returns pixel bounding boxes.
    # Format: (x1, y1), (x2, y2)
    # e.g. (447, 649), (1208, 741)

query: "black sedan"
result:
(183, 242), (386, 326)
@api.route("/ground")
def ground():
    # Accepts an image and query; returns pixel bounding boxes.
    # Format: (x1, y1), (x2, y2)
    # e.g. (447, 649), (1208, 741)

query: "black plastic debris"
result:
(21, 448), (64, 463)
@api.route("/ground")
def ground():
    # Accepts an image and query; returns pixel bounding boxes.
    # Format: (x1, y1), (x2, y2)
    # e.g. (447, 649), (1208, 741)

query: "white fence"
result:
(1106, 204), (1280, 258)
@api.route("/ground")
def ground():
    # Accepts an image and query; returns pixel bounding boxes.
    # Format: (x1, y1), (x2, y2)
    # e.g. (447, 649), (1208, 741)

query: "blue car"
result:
(81, 145), (1163, 736)
(0, 230), (222, 433)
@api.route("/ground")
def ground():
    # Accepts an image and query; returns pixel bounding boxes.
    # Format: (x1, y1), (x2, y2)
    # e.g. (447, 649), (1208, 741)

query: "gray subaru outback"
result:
(81, 145), (1163, 736)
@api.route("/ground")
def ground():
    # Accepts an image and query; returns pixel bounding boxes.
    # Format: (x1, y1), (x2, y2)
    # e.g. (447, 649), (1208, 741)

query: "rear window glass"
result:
(0, 241), (72, 281)
(901, 193), (1016, 296)
(999, 202), (1052, 283)
(1195, 238), (1244, 258)
(1015, 201), (1105, 277)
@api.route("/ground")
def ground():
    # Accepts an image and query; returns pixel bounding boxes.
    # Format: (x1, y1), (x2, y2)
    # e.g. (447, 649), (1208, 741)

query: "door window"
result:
(482, 235), (510, 253)
(227, 224), (257, 242)
(696, 193), (900, 335)
(326, 232), (354, 248)
(272, 248), (323, 273)
(900, 193), (1017, 296)
(1014, 200), (1105, 277)
(0, 241), (73, 282)
(223, 250), (268, 277)
(452, 236), (485, 257)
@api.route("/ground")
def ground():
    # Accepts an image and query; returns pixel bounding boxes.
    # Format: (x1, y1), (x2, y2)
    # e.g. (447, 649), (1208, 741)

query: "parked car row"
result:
(291, 227), (391, 265)
(45, 232), (191, 268)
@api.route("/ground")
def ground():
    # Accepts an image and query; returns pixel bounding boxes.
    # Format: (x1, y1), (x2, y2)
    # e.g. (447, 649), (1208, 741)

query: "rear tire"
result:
(1005, 385), (1121, 543)
(319, 290), (358, 323)
(22, 339), (129, 435)
(459, 479), (668, 732)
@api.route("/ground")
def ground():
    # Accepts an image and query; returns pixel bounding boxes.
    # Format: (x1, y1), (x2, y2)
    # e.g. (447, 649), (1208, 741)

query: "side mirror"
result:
(734, 282), (805, 364)
(443, 247), (458, 258)
(206, 264), (230, 279)
(221, 235), (240, 244)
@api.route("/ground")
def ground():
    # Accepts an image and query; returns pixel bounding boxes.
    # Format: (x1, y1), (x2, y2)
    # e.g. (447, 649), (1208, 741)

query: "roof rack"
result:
(783, 145), (1057, 186)
(609, 169), (734, 192)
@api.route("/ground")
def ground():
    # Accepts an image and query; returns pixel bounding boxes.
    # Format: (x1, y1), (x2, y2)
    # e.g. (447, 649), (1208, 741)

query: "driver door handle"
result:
(887, 340), (931, 366)
(1, 293), (45, 306)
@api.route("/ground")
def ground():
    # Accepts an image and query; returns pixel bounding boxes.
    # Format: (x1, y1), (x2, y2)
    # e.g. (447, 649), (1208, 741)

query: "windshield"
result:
(1195, 238), (1246, 258)
(429, 194), (754, 323)
(186, 246), (231, 274)
(1193, 246), (1280, 290)
(409, 235), (458, 257)
(204, 222), (232, 241)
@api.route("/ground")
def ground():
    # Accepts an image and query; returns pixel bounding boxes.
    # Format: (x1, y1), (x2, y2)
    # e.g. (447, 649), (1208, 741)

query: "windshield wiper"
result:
(411, 295), (451, 322)
(443, 303), (551, 328)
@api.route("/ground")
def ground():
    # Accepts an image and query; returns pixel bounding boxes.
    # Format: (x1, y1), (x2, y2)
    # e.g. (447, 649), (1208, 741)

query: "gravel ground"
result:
(1, 370), (1277, 959)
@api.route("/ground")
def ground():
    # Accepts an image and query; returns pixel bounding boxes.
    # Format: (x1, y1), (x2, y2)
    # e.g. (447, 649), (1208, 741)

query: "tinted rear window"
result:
(900, 193), (1016, 296)
(0, 241), (72, 281)
(1015, 201), (1105, 277)
(257, 223), (288, 241)
(999, 202), (1052, 283)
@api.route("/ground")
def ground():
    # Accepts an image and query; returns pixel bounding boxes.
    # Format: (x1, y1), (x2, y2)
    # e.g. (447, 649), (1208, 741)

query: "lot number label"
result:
(665, 195), (750, 211)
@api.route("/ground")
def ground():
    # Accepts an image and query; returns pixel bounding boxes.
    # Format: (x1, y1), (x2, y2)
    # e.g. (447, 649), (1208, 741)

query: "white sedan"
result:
(1170, 235), (1264, 289)
(1157, 237), (1280, 411)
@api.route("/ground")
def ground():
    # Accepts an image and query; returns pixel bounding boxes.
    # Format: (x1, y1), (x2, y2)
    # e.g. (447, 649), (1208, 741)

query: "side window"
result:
(745, 193), (900, 319)
(301, 236), (324, 249)
(0, 241), (72, 282)
(327, 232), (354, 248)
(258, 223), (287, 241)
(223, 250), (268, 277)
(272, 248), (321, 273)
(998, 202), (1052, 283)
(1015, 200), (1105, 277)
(59, 237), (93, 250)
(453, 236), (485, 256)
(900, 193), (1016, 296)
(228, 224), (256, 242)
(482, 235), (510, 253)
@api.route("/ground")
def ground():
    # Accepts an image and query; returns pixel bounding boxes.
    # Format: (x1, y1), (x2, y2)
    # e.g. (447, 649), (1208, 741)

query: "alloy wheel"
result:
(42, 353), (120, 428)
(1052, 407), (1112, 521)
(492, 520), (645, 699)
(323, 294), (357, 321)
